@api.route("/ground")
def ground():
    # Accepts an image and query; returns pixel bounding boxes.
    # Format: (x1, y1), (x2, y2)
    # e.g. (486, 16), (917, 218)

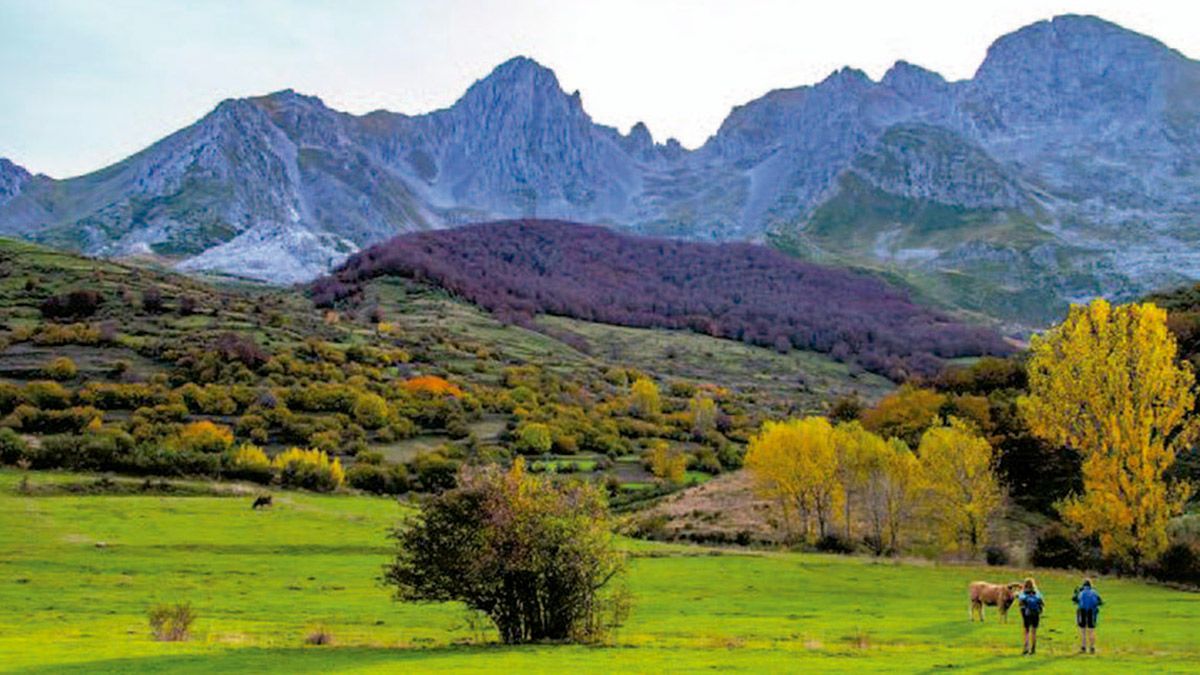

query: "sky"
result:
(1, 0), (1198, 179)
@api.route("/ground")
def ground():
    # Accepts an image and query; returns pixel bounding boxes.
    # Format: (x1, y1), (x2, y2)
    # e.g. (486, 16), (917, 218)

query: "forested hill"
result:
(313, 220), (1012, 379)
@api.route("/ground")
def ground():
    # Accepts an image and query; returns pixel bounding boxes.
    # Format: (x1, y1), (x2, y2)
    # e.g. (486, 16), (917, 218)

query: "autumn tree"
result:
(647, 440), (687, 484)
(917, 418), (1002, 557)
(862, 385), (946, 447)
(1021, 299), (1196, 568)
(689, 393), (718, 438)
(630, 378), (661, 419)
(872, 439), (923, 554)
(745, 417), (842, 542)
(832, 421), (887, 541)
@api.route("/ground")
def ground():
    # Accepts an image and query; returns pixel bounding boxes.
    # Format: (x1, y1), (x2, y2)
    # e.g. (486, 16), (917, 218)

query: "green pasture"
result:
(2, 469), (1198, 673)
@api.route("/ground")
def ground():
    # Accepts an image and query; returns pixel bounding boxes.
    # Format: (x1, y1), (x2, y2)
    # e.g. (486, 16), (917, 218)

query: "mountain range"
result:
(2, 14), (1199, 326)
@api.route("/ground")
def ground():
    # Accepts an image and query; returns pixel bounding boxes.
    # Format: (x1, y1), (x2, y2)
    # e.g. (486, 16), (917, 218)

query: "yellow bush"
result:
(43, 357), (78, 380)
(271, 447), (344, 492)
(168, 420), (234, 454)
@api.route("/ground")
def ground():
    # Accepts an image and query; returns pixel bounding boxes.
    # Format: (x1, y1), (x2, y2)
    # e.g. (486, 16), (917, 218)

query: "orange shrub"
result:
(401, 375), (463, 399)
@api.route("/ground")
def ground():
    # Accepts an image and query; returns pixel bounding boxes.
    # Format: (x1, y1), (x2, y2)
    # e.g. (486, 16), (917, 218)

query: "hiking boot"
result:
(1089, 647), (1095, 654)
(1080, 646), (1087, 653)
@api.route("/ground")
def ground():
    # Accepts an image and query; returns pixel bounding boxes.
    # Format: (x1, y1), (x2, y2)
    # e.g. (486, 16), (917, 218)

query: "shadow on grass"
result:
(9, 645), (523, 675)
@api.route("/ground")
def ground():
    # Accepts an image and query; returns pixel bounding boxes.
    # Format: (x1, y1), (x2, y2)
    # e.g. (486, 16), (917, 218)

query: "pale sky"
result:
(1, 0), (1197, 179)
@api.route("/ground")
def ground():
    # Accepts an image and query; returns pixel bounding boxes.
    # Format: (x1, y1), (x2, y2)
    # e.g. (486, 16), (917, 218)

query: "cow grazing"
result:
(969, 581), (1022, 622)
(252, 495), (273, 510)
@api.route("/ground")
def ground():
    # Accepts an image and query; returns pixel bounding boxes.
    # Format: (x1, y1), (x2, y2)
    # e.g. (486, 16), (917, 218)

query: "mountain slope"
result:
(1, 14), (1198, 325)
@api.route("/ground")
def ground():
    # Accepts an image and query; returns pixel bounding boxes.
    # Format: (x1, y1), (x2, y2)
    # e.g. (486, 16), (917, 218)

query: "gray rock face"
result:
(0, 159), (31, 207)
(0, 14), (1197, 325)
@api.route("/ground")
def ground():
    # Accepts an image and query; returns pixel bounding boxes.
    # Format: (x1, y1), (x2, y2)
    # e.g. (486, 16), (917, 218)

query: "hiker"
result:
(1072, 578), (1104, 654)
(1017, 577), (1044, 655)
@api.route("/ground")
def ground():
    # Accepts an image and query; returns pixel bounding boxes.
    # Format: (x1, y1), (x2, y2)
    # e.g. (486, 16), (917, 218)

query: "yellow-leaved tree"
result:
(630, 378), (661, 420)
(863, 438), (923, 554)
(917, 418), (1002, 556)
(1020, 299), (1195, 567)
(745, 417), (842, 542)
(832, 421), (888, 540)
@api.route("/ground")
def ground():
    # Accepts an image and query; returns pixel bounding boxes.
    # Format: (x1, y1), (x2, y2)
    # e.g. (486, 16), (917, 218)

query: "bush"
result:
(167, 421), (234, 454)
(512, 422), (552, 455)
(347, 462), (408, 495)
(225, 444), (274, 484)
(815, 534), (855, 554)
(0, 427), (29, 465)
(411, 450), (459, 492)
(272, 447), (344, 492)
(383, 461), (628, 644)
(22, 381), (72, 410)
(1031, 526), (1084, 570)
(40, 290), (103, 319)
(5, 405), (101, 434)
(985, 545), (1010, 567)
(352, 393), (390, 429)
(148, 603), (195, 642)
(304, 626), (334, 646)
(43, 356), (78, 380)
(26, 430), (133, 471)
(1149, 543), (1200, 585)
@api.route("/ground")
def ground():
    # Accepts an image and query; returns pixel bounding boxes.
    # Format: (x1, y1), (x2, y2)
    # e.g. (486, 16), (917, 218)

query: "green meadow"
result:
(2, 469), (1198, 674)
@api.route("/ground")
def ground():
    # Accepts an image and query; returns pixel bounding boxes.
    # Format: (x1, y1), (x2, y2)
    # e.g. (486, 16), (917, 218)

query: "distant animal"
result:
(969, 581), (1022, 622)
(252, 495), (273, 510)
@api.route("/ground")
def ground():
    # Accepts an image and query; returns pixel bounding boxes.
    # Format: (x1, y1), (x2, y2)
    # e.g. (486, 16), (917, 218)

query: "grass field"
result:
(3, 469), (1199, 673)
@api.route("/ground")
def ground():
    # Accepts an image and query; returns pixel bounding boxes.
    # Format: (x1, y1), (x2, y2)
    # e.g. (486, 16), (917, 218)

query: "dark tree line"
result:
(313, 220), (1011, 379)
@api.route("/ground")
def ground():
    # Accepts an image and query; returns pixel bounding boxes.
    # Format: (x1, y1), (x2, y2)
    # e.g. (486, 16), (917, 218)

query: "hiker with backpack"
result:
(1017, 577), (1044, 655)
(1072, 578), (1104, 654)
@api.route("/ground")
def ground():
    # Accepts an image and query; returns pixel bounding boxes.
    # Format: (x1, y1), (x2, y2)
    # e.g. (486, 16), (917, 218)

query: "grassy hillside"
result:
(3, 469), (1198, 673)
(0, 237), (886, 501)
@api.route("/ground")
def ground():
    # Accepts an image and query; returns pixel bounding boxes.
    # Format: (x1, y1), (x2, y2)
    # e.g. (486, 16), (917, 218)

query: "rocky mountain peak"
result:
(0, 158), (32, 206)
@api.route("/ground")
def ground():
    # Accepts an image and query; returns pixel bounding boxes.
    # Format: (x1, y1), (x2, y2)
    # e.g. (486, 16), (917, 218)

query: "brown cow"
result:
(969, 581), (1022, 622)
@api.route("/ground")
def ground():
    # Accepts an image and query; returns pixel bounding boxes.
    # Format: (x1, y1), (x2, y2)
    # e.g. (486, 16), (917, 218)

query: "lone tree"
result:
(1021, 299), (1196, 568)
(383, 460), (628, 644)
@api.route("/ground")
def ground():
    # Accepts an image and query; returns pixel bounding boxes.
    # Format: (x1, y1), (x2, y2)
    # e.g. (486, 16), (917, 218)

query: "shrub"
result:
(304, 626), (334, 646)
(352, 393), (390, 429)
(40, 290), (103, 319)
(22, 381), (72, 410)
(226, 444), (274, 484)
(43, 356), (78, 380)
(815, 534), (855, 554)
(985, 545), (1011, 567)
(0, 383), (19, 416)
(142, 288), (165, 313)
(1149, 543), (1200, 585)
(347, 462), (408, 495)
(26, 430), (133, 471)
(148, 603), (195, 642)
(411, 450), (459, 492)
(1031, 526), (1084, 570)
(167, 421), (234, 454)
(0, 427), (29, 465)
(272, 447), (344, 492)
(383, 461), (628, 644)
(401, 375), (464, 398)
(5, 405), (101, 434)
(512, 422), (553, 455)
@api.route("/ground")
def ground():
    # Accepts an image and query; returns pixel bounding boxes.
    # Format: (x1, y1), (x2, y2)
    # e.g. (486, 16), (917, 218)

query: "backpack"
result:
(1077, 588), (1101, 611)
(1021, 592), (1044, 616)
